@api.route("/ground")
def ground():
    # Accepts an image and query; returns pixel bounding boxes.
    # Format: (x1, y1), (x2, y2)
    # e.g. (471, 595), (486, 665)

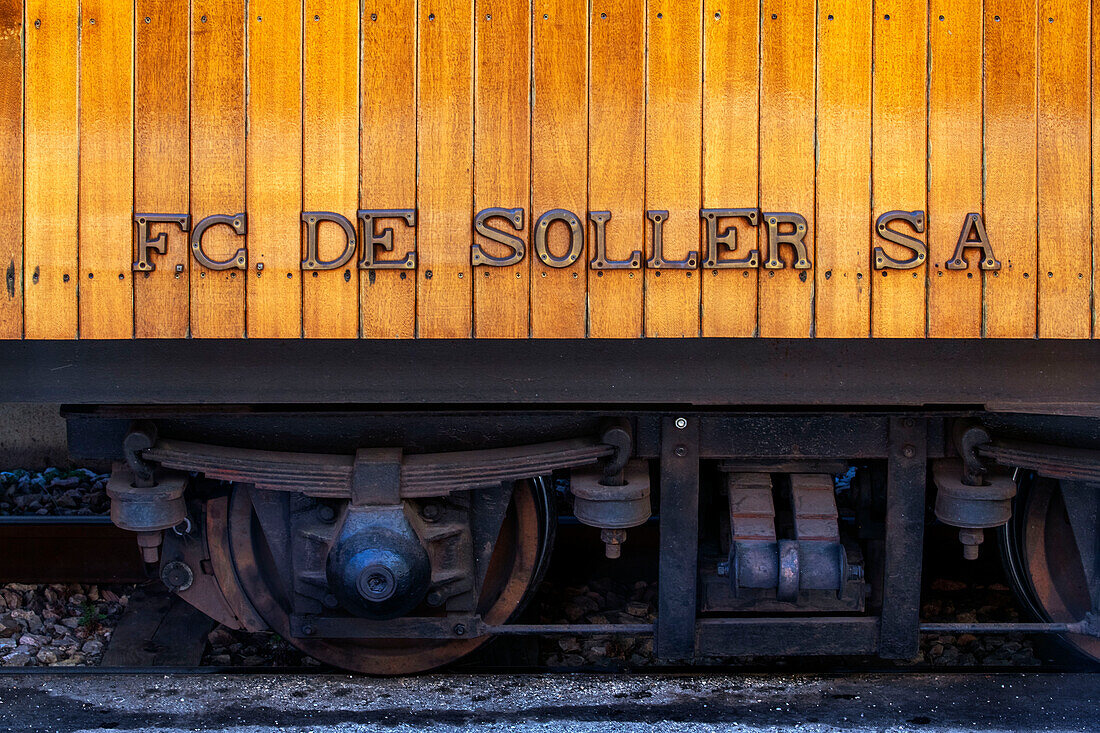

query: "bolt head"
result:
(902, 445), (916, 458)
(674, 417), (688, 429)
(674, 446), (687, 457)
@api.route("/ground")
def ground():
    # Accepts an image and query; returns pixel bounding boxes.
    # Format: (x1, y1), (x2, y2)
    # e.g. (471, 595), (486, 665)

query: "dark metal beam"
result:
(878, 417), (928, 658)
(4, 339), (1100, 410)
(656, 415), (700, 662)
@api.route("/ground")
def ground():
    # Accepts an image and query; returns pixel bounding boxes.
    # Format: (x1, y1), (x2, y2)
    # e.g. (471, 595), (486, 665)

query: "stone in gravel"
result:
(210, 654), (231, 666)
(11, 610), (42, 632)
(2, 651), (31, 666)
(586, 613), (608, 625)
(35, 649), (57, 664)
(0, 638), (15, 651)
(208, 627), (236, 647)
(17, 633), (47, 648)
(957, 634), (978, 647)
(930, 578), (967, 592)
(241, 655), (267, 666)
(81, 639), (104, 655)
(0, 615), (19, 638)
(558, 637), (580, 653)
(561, 653), (585, 667)
(624, 601), (649, 618)
(563, 603), (587, 622)
(60, 617), (79, 629)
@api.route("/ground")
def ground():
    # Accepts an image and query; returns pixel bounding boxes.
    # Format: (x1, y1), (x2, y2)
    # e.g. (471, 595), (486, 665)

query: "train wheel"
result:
(1000, 475), (1100, 663)
(224, 479), (555, 674)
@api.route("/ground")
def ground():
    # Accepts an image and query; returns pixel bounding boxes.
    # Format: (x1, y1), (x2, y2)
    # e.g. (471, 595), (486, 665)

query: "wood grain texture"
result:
(361, 0), (416, 338)
(1095, 0), (1100, 339)
(418, 0), (473, 338)
(984, 0), (1037, 337)
(815, 0), (871, 338)
(871, 0), (927, 338)
(247, 0), (302, 338)
(531, 0), (587, 338)
(24, 0), (78, 339)
(79, 0), (134, 339)
(760, 0), (814, 338)
(191, 0), (246, 338)
(928, 0), (982, 337)
(588, 0), (645, 338)
(135, 0), (190, 338)
(701, 0), (758, 338)
(0, 0), (21, 339)
(474, 0), (530, 338)
(645, 0), (701, 337)
(303, 0), (358, 338)
(1038, 0), (1090, 338)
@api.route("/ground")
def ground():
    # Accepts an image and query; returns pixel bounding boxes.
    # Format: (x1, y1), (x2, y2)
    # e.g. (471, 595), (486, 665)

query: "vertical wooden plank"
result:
(531, 0), (586, 338)
(760, 0), (815, 338)
(1095, 0), (1100, 338)
(984, 0), (1037, 337)
(928, 0), (982, 337)
(815, 0), (871, 338)
(80, 0), (134, 339)
(361, 0), (416, 338)
(24, 0), (78, 339)
(418, 0), (473, 338)
(588, 0), (644, 338)
(247, 0), (302, 338)
(701, 0), (758, 338)
(135, 0), (189, 338)
(645, 0), (701, 338)
(191, 0), (246, 339)
(871, 0), (927, 338)
(473, 0), (530, 338)
(0, 0), (21, 339)
(1038, 0), (1090, 338)
(303, 0), (357, 338)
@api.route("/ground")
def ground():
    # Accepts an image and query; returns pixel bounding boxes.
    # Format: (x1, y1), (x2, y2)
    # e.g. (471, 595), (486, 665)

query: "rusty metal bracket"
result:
(350, 448), (403, 506)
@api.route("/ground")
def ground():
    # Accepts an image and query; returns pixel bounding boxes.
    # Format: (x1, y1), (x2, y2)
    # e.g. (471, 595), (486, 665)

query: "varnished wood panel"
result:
(247, 1), (302, 338)
(361, 0), (416, 338)
(701, 0), (758, 338)
(1038, 0), (1090, 338)
(135, 0), (190, 338)
(79, 0), (134, 339)
(760, 0), (814, 338)
(5, 0), (1100, 342)
(417, 0), (473, 338)
(984, 0), (1037, 338)
(191, 0), (246, 339)
(928, 0), (982, 337)
(304, 0), (358, 338)
(474, 0), (530, 338)
(871, 0), (927, 338)
(645, 0), (701, 337)
(588, 0), (644, 338)
(24, 0), (78, 339)
(531, 0), (587, 338)
(815, 0), (871, 338)
(0, 0), (21, 339)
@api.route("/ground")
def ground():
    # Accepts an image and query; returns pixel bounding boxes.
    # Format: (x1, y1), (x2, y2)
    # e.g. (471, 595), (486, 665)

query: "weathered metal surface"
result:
(141, 437), (611, 498)
(655, 416), (700, 662)
(980, 439), (1100, 482)
(878, 417), (927, 658)
(6, 339), (1100, 411)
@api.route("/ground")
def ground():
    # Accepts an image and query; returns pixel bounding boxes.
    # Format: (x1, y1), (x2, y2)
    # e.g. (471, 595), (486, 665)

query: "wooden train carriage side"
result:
(1, 0), (1094, 340)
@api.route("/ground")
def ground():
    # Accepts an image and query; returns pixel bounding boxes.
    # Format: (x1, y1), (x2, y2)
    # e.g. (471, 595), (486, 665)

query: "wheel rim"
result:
(226, 480), (553, 674)
(1001, 475), (1100, 663)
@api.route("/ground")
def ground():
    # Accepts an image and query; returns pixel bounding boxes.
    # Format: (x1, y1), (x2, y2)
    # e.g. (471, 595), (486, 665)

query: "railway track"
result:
(0, 513), (1091, 675)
